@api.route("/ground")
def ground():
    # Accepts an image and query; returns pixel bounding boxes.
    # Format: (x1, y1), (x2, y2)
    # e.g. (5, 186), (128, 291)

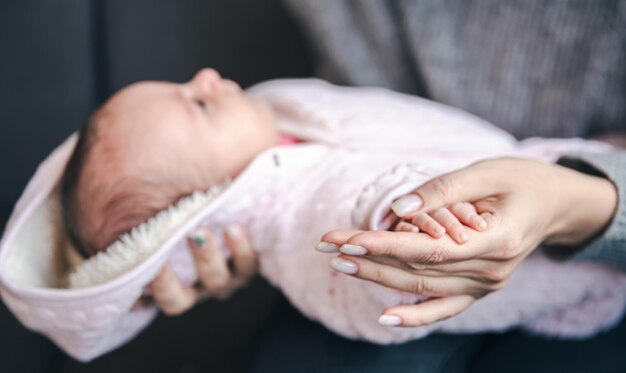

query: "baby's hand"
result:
(394, 202), (487, 243)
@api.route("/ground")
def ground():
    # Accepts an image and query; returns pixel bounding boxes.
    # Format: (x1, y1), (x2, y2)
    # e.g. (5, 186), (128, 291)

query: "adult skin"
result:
(145, 224), (257, 315)
(319, 157), (619, 327)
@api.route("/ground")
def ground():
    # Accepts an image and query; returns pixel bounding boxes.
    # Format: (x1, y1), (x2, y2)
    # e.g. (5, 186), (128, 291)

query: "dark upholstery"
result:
(1, 1), (624, 372)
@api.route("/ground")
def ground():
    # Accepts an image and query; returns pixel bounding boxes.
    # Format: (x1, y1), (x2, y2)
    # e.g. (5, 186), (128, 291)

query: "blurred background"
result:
(1, 1), (625, 372)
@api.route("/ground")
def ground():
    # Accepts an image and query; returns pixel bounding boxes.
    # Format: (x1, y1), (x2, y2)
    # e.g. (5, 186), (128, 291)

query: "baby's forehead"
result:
(106, 81), (178, 113)
(89, 83), (202, 173)
(99, 82), (191, 137)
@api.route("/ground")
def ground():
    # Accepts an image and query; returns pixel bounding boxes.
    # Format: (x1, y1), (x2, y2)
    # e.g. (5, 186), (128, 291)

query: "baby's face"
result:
(101, 68), (277, 183)
(76, 69), (277, 251)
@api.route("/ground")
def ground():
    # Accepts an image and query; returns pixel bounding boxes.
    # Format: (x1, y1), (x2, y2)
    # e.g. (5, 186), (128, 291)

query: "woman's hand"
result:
(318, 158), (618, 327)
(144, 224), (257, 316)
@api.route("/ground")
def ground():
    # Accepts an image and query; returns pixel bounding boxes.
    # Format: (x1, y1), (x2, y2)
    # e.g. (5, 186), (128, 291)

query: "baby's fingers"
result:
(394, 221), (420, 233)
(430, 208), (469, 243)
(188, 228), (231, 298)
(408, 213), (446, 238)
(449, 202), (488, 231)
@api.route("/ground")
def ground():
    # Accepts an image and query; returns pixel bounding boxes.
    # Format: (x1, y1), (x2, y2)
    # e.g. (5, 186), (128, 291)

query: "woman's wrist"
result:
(544, 165), (618, 246)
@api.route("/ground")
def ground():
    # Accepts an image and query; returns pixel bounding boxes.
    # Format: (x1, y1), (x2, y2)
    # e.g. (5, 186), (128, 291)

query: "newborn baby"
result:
(60, 69), (626, 349)
(62, 68), (480, 258)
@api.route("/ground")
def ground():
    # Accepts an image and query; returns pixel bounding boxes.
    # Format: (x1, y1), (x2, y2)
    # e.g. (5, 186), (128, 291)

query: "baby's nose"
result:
(190, 68), (222, 92)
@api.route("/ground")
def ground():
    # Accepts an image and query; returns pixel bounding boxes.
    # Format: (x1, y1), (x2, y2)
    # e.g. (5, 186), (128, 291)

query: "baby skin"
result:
(62, 68), (487, 305)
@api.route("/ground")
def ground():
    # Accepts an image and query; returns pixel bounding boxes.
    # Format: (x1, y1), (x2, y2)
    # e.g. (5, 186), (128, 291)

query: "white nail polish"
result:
(189, 230), (207, 248)
(378, 315), (402, 326)
(340, 244), (368, 256)
(391, 195), (423, 217)
(226, 224), (241, 240)
(316, 242), (339, 253)
(330, 257), (358, 274)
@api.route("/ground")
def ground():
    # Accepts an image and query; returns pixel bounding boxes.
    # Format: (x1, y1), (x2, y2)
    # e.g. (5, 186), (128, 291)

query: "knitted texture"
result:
(285, 0), (626, 139)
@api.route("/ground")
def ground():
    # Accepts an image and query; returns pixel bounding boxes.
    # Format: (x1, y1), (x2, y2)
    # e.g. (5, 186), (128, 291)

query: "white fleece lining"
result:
(2, 189), (69, 288)
(68, 183), (227, 289)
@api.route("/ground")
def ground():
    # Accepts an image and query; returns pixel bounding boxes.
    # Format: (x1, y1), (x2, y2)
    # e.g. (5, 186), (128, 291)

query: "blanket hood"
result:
(0, 132), (300, 361)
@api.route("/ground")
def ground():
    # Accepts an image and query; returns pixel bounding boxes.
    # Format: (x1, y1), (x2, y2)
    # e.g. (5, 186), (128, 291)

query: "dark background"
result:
(1, 1), (625, 372)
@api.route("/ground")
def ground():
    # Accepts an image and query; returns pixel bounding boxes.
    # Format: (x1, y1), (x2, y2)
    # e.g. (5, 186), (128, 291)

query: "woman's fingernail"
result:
(316, 242), (339, 253)
(226, 224), (241, 240)
(330, 257), (358, 274)
(391, 195), (423, 217)
(378, 314), (402, 326)
(189, 230), (207, 248)
(459, 231), (469, 242)
(339, 244), (368, 256)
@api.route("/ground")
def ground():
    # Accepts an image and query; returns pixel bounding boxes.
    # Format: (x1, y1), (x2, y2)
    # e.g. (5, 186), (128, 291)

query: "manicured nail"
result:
(316, 242), (339, 253)
(330, 257), (358, 274)
(226, 224), (241, 240)
(391, 195), (423, 217)
(189, 229), (207, 248)
(339, 244), (368, 256)
(378, 314), (402, 326)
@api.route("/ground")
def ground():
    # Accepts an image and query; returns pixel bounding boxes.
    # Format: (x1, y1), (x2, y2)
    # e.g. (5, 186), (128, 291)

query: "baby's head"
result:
(61, 68), (277, 256)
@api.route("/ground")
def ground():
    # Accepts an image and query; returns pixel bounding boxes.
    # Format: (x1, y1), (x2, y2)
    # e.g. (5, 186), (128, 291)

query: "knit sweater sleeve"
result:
(543, 151), (626, 270)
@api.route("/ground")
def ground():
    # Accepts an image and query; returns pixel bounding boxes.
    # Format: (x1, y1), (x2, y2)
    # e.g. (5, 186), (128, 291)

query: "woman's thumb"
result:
(390, 162), (502, 217)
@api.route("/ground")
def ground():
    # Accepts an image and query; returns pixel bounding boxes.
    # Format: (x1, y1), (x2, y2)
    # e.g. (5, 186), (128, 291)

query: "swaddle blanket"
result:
(1, 80), (625, 362)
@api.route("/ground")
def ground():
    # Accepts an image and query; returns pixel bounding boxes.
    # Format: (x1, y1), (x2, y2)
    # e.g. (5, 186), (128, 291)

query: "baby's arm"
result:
(393, 202), (487, 243)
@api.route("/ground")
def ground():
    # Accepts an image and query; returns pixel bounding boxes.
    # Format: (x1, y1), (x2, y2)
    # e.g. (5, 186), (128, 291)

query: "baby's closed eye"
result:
(394, 202), (487, 244)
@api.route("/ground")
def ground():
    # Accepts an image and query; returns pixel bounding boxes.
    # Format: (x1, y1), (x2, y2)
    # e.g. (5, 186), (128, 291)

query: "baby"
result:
(62, 68), (483, 257)
(56, 68), (626, 353)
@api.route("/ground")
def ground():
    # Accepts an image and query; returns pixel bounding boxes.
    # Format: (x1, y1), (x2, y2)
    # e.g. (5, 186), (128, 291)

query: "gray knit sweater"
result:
(285, 0), (626, 269)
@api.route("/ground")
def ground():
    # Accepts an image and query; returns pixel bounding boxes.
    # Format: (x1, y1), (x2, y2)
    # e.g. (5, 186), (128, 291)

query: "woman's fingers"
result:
(188, 228), (231, 298)
(337, 230), (484, 263)
(330, 255), (487, 297)
(224, 224), (257, 286)
(317, 230), (366, 253)
(379, 295), (475, 327)
(368, 255), (513, 286)
(150, 265), (198, 316)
